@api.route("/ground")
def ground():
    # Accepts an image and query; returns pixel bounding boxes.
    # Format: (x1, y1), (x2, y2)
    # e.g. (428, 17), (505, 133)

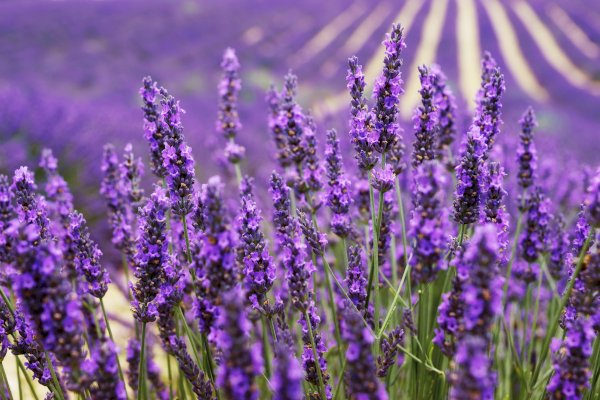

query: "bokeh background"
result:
(0, 0), (599, 394)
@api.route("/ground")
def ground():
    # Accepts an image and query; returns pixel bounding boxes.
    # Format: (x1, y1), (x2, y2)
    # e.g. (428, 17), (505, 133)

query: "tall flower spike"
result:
(325, 129), (353, 238)
(119, 143), (145, 208)
(520, 187), (550, 263)
(238, 176), (276, 303)
(431, 64), (457, 157)
(11, 166), (50, 239)
(302, 113), (323, 196)
(347, 56), (377, 172)
(68, 211), (110, 298)
(195, 176), (237, 334)
(373, 23), (406, 154)
(452, 125), (487, 225)
(279, 72), (306, 165)
(101, 144), (135, 257)
(341, 302), (387, 400)
(482, 161), (509, 265)
(412, 65), (439, 168)
(272, 334), (303, 400)
(86, 338), (127, 400)
(377, 326), (405, 378)
(517, 107), (538, 190)
(140, 76), (167, 177)
(547, 317), (594, 399)
(474, 52), (505, 157)
(39, 148), (74, 230)
(548, 215), (569, 281)
(216, 287), (262, 400)
(267, 84), (292, 168)
(345, 245), (370, 321)
(131, 185), (170, 323)
(300, 303), (332, 399)
(434, 276), (464, 357)
(297, 209), (327, 257)
(409, 161), (448, 283)
(218, 48), (246, 166)
(160, 89), (196, 216)
(449, 335), (496, 400)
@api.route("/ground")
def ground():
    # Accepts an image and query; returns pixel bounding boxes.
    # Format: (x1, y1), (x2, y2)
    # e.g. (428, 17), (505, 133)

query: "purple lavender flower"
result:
(458, 224), (503, 336)
(372, 192), (394, 275)
(13, 236), (86, 390)
(160, 89), (196, 216)
(195, 176), (237, 334)
(217, 47), (242, 141)
(131, 185), (170, 323)
(372, 164), (395, 193)
(237, 176), (276, 303)
(520, 187), (550, 263)
(272, 334), (303, 400)
(218, 47), (245, 166)
(300, 303), (332, 399)
(325, 129), (353, 238)
(68, 211), (110, 298)
(434, 276), (464, 357)
(168, 335), (214, 399)
(474, 52), (505, 156)
(140, 76), (169, 177)
(101, 144), (135, 257)
(452, 125), (487, 225)
(341, 302), (387, 400)
(347, 56), (377, 172)
(302, 113), (323, 196)
(412, 65), (439, 168)
(267, 84), (292, 169)
(547, 318), (594, 399)
(345, 245), (370, 321)
(517, 107), (538, 190)
(586, 166), (600, 227)
(377, 326), (404, 378)
(39, 148), (74, 231)
(431, 64), (457, 156)
(409, 161), (448, 283)
(548, 215), (569, 281)
(279, 72), (306, 165)
(297, 209), (327, 257)
(481, 162), (509, 264)
(0, 175), (15, 264)
(372, 24), (406, 154)
(119, 143), (145, 207)
(11, 166), (50, 239)
(85, 338), (127, 400)
(216, 286), (262, 400)
(449, 335), (496, 400)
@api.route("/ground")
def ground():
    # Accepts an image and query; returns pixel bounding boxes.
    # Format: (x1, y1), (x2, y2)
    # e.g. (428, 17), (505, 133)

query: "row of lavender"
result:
(0, 22), (599, 400)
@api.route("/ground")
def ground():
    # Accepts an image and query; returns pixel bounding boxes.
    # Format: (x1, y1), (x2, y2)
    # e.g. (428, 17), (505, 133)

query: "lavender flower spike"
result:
(482, 161), (509, 265)
(68, 210), (111, 298)
(300, 303), (332, 399)
(11, 166), (50, 239)
(412, 65), (439, 168)
(279, 72), (306, 165)
(325, 129), (353, 237)
(216, 286), (262, 400)
(373, 23), (406, 154)
(267, 84), (292, 168)
(160, 89), (196, 216)
(520, 187), (550, 263)
(218, 47), (246, 165)
(341, 302), (387, 400)
(517, 107), (538, 190)
(409, 161), (448, 283)
(431, 64), (457, 155)
(452, 125), (487, 225)
(131, 185), (170, 323)
(449, 335), (496, 400)
(347, 56), (377, 172)
(238, 176), (276, 303)
(475, 52), (505, 156)
(272, 335), (303, 400)
(85, 338), (127, 400)
(140, 76), (167, 177)
(39, 148), (74, 229)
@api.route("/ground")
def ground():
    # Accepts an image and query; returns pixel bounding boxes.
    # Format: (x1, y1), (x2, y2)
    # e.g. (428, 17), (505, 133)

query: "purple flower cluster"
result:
(267, 84), (291, 169)
(474, 52), (505, 156)
(482, 161), (509, 264)
(372, 23), (406, 154)
(412, 65), (439, 167)
(345, 245), (370, 322)
(520, 187), (550, 263)
(325, 129), (353, 237)
(341, 303), (387, 400)
(218, 48), (246, 165)
(409, 161), (448, 283)
(140, 76), (167, 177)
(431, 64), (457, 157)
(300, 303), (332, 399)
(11, 166), (51, 239)
(449, 335), (496, 400)
(517, 107), (538, 190)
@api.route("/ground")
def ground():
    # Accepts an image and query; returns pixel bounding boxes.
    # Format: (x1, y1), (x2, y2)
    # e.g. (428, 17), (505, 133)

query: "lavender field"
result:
(0, 0), (600, 399)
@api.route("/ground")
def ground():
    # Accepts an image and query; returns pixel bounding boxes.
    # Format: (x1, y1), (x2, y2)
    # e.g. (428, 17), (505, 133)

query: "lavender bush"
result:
(0, 23), (599, 400)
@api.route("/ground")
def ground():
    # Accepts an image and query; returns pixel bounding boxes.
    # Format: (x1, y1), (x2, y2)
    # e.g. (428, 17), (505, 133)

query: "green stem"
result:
(44, 352), (65, 400)
(261, 317), (272, 378)
(0, 363), (12, 400)
(16, 357), (23, 400)
(137, 322), (147, 400)
(176, 306), (203, 371)
(304, 310), (328, 400)
(167, 354), (174, 400)
(321, 253), (344, 367)
(526, 268), (544, 367)
(15, 359), (39, 400)
(395, 179), (409, 276)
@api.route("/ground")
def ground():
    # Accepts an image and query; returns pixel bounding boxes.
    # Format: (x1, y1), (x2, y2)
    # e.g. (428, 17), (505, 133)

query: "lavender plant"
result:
(1, 22), (600, 400)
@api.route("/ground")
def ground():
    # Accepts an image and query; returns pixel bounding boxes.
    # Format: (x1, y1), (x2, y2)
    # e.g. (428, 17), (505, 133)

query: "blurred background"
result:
(0, 0), (599, 210)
